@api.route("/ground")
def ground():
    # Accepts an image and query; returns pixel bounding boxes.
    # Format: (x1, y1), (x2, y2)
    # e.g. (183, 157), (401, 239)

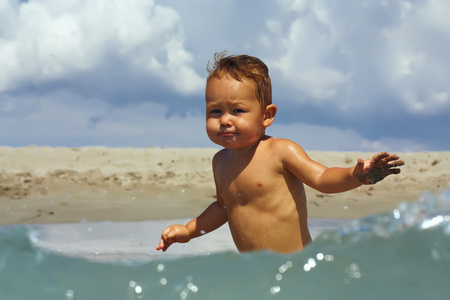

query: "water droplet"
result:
(187, 282), (198, 293)
(270, 286), (281, 295)
(303, 257), (317, 272)
(180, 290), (188, 300)
(157, 263), (165, 272)
(431, 248), (441, 260)
(347, 263), (362, 279)
(135, 285), (142, 294)
(65, 289), (74, 300)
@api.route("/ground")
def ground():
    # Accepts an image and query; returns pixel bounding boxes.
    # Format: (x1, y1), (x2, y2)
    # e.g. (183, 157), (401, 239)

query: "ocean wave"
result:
(1, 191), (449, 299)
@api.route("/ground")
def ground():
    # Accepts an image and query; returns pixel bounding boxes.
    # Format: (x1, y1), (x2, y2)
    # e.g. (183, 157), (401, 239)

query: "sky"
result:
(0, 0), (449, 152)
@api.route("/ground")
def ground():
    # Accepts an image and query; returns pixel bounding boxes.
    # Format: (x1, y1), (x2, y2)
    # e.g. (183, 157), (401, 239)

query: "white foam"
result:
(27, 218), (351, 262)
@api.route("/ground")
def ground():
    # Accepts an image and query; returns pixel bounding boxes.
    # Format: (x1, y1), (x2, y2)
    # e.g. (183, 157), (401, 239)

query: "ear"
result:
(263, 104), (277, 128)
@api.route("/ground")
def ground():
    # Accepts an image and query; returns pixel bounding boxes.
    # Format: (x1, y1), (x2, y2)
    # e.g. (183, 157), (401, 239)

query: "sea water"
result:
(1, 192), (449, 300)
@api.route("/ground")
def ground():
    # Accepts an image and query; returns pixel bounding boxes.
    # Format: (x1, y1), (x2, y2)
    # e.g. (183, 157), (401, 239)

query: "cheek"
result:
(205, 119), (216, 134)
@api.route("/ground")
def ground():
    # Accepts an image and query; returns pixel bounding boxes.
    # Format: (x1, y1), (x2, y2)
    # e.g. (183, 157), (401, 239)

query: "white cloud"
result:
(0, 0), (204, 95)
(383, 1), (450, 114)
(265, 20), (283, 35)
(283, 0), (312, 14)
(415, 0), (450, 34)
(267, 0), (450, 116)
(268, 3), (353, 105)
(295, 68), (351, 100)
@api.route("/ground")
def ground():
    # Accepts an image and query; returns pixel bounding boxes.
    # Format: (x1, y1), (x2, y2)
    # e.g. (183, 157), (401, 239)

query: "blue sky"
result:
(1, 0), (449, 151)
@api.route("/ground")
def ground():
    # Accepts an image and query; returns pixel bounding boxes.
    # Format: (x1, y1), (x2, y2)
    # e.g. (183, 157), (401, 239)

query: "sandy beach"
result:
(0, 146), (448, 225)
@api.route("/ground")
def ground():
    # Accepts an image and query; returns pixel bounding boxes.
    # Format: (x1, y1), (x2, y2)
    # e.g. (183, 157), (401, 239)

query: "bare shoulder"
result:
(267, 137), (297, 147)
(265, 138), (317, 172)
(212, 148), (228, 167)
(265, 138), (308, 157)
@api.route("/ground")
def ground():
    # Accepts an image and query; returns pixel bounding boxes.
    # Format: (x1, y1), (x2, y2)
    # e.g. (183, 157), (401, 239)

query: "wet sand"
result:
(1, 146), (448, 225)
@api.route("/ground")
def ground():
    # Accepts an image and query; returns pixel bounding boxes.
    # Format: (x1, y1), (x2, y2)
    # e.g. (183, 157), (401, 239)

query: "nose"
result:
(220, 113), (232, 127)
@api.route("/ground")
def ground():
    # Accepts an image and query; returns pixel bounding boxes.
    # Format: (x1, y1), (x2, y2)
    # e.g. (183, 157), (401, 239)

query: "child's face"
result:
(205, 75), (267, 149)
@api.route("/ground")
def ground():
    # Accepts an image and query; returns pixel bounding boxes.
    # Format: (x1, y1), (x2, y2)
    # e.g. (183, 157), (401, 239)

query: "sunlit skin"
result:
(156, 75), (405, 254)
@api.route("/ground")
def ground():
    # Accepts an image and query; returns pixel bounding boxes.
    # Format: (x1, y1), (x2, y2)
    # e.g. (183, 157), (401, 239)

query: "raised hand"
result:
(354, 152), (405, 185)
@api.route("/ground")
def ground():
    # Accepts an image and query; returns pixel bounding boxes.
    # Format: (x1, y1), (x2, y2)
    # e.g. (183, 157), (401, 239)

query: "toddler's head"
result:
(207, 52), (272, 109)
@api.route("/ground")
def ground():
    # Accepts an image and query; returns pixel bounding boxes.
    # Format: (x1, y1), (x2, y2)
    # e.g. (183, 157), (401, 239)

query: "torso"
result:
(213, 137), (312, 253)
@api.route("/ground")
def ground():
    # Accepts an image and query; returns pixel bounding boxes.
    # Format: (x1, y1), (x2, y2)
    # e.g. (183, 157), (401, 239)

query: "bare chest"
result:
(215, 155), (282, 206)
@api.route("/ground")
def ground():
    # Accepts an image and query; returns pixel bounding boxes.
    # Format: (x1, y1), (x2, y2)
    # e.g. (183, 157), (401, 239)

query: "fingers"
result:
(156, 237), (173, 252)
(356, 157), (368, 170)
(371, 152), (390, 164)
(356, 157), (365, 166)
(373, 153), (404, 168)
(156, 239), (165, 251)
(156, 227), (174, 252)
(383, 156), (404, 176)
(157, 225), (189, 252)
(161, 240), (172, 252)
(387, 159), (405, 168)
(389, 168), (401, 175)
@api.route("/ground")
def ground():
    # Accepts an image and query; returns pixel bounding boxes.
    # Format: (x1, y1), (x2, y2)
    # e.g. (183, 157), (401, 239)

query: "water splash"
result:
(1, 191), (449, 299)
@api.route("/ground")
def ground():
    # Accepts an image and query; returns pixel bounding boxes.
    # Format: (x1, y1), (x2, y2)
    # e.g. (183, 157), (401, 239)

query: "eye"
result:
(233, 109), (245, 113)
(209, 109), (221, 114)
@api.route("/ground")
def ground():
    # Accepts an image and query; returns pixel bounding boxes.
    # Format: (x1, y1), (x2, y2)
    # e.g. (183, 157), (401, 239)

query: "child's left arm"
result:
(312, 152), (405, 193)
(279, 140), (404, 193)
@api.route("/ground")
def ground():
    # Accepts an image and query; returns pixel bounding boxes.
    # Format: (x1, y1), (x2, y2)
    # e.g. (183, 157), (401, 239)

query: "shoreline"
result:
(1, 146), (449, 225)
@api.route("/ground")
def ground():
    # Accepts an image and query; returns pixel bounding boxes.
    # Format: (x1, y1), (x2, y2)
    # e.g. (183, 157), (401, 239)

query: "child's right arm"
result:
(156, 201), (228, 252)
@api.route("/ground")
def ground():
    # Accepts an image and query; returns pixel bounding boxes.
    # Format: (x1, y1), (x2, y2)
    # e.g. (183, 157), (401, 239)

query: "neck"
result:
(227, 134), (270, 157)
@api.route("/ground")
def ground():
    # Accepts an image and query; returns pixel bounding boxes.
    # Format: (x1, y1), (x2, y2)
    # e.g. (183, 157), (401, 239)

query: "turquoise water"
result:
(1, 192), (449, 299)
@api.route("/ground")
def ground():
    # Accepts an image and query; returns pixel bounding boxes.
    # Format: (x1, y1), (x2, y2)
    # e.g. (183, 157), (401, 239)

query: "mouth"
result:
(219, 132), (236, 137)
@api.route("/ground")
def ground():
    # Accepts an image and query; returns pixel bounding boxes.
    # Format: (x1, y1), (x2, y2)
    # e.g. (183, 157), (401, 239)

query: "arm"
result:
(280, 140), (404, 193)
(314, 153), (404, 193)
(156, 201), (228, 252)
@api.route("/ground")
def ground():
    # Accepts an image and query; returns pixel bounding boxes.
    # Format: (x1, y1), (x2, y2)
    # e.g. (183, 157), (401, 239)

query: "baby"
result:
(156, 52), (404, 253)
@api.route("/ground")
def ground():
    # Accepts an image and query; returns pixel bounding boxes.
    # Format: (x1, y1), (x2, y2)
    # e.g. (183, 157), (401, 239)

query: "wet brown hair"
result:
(207, 51), (272, 109)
